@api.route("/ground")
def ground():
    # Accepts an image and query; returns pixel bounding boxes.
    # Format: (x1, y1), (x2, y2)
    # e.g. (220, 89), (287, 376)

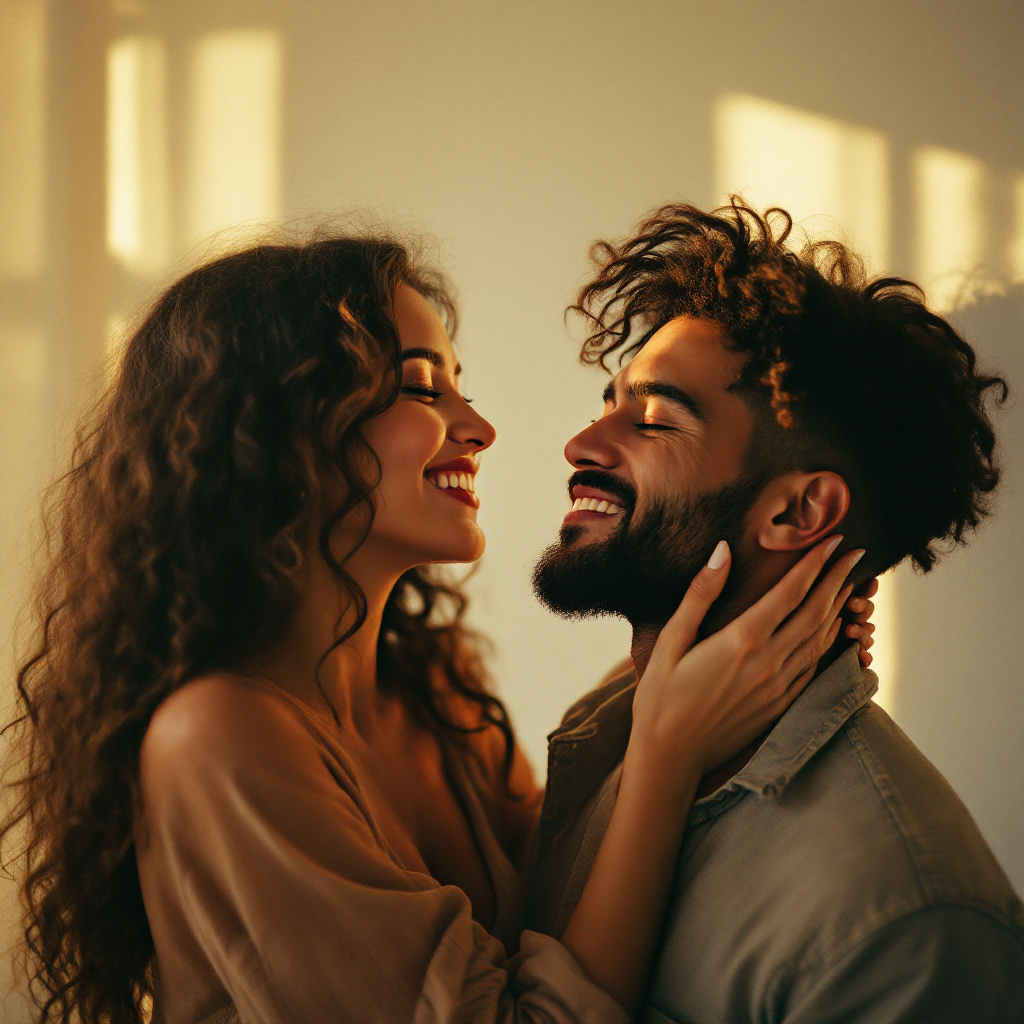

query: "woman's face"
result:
(357, 284), (496, 570)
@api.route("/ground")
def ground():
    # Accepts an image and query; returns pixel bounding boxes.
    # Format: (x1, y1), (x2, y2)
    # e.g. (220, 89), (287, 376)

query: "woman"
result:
(2, 230), (874, 1024)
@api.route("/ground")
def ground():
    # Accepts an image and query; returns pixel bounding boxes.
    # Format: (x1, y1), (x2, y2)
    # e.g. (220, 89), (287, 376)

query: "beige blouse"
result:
(137, 674), (628, 1024)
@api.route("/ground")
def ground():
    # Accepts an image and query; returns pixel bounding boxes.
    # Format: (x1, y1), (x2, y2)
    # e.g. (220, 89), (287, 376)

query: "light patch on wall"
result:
(1009, 174), (1024, 283)
(106, 36), (171, 276)
(186, 29), (282, 247)
(714, 92), (900, 710)
(714, 93), (890, 272)
(0, 0), (47, 280)
(914, 146), (985, 312)
(869, 572), (898, 714)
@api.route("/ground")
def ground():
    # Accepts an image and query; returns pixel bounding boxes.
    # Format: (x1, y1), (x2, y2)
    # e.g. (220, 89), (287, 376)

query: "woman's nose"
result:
(451, 404), (496, 451)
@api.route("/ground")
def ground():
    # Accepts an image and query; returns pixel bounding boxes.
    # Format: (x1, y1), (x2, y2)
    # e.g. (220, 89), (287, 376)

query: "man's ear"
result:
(754, 471), (850, 552)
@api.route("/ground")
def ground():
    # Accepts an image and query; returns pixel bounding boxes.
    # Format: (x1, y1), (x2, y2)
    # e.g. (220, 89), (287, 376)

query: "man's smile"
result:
(563, 484), (627, 524)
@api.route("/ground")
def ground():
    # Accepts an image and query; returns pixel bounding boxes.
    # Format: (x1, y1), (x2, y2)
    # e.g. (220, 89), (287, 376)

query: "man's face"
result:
(533, 316), (763, 626)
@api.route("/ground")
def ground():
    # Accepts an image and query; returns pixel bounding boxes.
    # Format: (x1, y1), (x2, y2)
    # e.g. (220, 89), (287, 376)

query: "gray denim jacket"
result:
(525, 645), (1024, 1022)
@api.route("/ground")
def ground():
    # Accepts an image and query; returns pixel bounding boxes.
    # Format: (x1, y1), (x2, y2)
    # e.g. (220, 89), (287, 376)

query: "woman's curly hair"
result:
(570, 198), (1009, 575)
(1, 229), (514, 1024)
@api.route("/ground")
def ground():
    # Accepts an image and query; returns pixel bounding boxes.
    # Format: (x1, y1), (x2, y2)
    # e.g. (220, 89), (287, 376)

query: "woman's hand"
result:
(561, 536), (865, 1017)
(844, 577), (878, 668)
(630, 536), (865, 789)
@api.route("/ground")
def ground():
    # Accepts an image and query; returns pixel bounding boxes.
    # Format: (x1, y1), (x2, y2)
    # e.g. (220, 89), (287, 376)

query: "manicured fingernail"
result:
(707, 540), (729, 570)
(825, 535), (843, 558)
(849, 549), (865, 566)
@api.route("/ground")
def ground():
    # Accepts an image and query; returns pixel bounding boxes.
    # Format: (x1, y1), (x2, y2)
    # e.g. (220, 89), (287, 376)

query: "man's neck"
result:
(628, 585), (852, 800)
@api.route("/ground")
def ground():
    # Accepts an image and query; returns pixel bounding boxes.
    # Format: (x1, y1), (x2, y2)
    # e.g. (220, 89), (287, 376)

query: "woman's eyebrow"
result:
(401, 348), (461, 375)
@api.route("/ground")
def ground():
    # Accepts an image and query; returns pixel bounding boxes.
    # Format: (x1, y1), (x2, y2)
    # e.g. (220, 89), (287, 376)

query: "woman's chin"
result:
(419, 527), (485, 566)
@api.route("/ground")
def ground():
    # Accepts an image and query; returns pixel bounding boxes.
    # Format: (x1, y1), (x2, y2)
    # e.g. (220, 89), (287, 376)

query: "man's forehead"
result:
(621, 316), (746, 391)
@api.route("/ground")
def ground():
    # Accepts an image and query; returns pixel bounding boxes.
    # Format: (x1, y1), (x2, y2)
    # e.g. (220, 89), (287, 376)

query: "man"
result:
(525, 200), (1024, 1021)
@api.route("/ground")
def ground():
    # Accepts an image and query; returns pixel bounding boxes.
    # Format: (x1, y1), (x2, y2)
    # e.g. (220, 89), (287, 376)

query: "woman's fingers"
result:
(650, 541), (732, 666)
(844, 596), (874, 623)
(846, 621), (875, 641)
(779, 615), (844, 708)
(735, 535), (844, 640)
(737, 610), (846, 741)
(764, 547), (865, 662)
(775, 587), (849, 692)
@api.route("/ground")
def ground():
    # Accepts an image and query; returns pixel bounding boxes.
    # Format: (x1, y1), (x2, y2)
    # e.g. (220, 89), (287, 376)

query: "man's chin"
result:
(531, 537), (622, 620)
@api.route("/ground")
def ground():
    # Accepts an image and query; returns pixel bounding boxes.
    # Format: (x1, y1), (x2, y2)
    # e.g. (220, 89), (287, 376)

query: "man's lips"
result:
(563, 484), (628, 524)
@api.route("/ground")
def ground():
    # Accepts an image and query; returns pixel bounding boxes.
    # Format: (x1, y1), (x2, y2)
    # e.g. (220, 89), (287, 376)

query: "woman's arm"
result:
(139, 676), (628, 1024)
(560, 538), (865, 1015)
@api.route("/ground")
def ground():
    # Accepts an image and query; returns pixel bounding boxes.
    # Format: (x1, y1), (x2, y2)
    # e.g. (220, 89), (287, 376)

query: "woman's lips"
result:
(425, 459), (480, 508)
(438, 487), (478, 508)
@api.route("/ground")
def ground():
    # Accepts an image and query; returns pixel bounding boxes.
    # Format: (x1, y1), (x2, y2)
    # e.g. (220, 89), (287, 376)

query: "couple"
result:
(4, 200), (1022, 1024)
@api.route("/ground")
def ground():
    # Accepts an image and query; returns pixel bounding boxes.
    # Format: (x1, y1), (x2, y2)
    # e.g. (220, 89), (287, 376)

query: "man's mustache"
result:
(567, 469), (637, 511)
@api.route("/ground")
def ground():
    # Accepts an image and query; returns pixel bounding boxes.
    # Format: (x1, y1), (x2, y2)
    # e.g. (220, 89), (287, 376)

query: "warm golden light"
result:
(715, 93), (891, 272)
(106, 36), (171, 275)
(186, 29), (283, 247)
(914, 146), (985, 311)
(868, 573), (898, 714)
(1009, 173), (1024, 283)
(715, 92), (898, 712)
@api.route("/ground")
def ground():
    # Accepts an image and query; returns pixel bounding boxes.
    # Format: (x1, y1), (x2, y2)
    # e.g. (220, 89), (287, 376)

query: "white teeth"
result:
(428, 471), (477, 492)
(571, 496), (624, 514)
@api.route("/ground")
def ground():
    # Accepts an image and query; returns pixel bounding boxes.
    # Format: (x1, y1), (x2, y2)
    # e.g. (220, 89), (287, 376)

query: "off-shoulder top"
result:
(137, 674), (628, 1024)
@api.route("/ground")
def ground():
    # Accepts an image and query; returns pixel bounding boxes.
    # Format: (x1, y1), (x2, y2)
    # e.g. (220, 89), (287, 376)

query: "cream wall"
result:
(1, 1), (1022, 1014)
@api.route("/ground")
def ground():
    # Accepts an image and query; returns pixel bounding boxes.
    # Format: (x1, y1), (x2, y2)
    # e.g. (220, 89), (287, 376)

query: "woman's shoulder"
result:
(140, 672), (319, 783)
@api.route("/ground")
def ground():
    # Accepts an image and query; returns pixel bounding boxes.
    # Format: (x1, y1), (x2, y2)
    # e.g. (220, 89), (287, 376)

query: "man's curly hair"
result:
(570, 198), (1009, 576)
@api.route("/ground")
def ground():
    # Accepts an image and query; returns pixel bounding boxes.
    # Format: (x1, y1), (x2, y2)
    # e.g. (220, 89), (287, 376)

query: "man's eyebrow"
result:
(402, 347), (461, 375)
(610, 379), (704, 420)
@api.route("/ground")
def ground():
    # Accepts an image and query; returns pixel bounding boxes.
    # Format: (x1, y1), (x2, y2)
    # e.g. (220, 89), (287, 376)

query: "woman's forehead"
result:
(395, 284), (458, 373)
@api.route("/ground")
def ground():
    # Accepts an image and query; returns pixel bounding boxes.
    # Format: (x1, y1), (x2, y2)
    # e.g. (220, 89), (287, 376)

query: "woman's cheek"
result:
(367, 405), (443, 480)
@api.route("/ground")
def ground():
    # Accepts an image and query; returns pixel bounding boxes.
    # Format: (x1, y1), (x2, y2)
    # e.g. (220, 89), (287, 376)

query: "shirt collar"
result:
(546, 643), (877, 814)
(725, 644), (877, 800)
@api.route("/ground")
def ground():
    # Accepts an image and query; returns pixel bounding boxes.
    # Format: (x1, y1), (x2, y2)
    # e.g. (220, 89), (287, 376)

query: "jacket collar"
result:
(727, 644), (877, 800)
(544, 644), (877, 824)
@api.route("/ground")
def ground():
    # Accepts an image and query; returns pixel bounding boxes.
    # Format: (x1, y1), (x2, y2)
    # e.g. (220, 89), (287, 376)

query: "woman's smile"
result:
(425, 456), (479, 508)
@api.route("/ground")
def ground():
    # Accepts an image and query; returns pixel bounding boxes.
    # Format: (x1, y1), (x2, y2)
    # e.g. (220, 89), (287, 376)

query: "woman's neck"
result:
(242, 546), (405, 738)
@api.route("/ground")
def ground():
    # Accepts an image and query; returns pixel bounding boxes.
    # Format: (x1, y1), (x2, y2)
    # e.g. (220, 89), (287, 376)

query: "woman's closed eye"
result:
(401, 383), (473, 404)
(402, 383), (445, 401)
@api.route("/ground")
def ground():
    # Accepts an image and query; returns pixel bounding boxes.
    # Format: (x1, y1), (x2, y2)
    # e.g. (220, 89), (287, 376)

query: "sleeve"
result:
(780, 905), (1024, 1023)
(139, 681), (629, 1024)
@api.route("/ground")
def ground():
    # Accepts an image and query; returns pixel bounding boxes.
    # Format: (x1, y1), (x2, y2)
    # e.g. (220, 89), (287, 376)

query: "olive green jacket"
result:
(525, 645), (1024, 1023)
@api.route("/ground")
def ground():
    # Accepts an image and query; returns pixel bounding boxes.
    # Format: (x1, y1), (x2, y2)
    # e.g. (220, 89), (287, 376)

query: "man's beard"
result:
(531, 470), (767, 630)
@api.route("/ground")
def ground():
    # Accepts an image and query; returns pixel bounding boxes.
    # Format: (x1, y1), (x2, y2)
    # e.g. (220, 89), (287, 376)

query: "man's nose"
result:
(565, 418), (619, 469)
